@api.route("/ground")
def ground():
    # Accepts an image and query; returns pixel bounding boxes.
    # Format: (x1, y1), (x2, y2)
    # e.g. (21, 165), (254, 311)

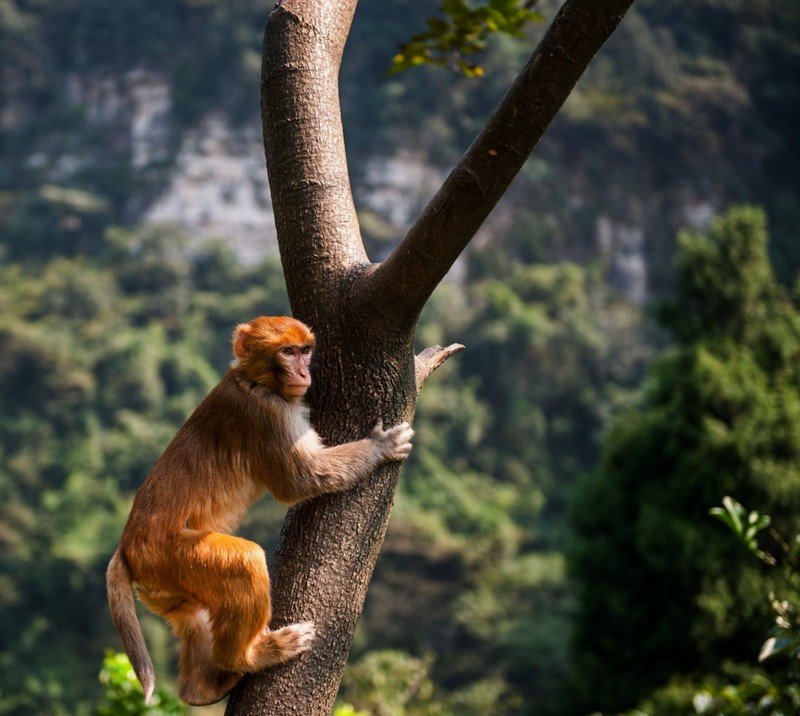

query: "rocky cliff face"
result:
(124, 83), (669, 303)
(3, 2), (796, 305)
(143, 113), (276, 264)
(7, 65), (701, 304)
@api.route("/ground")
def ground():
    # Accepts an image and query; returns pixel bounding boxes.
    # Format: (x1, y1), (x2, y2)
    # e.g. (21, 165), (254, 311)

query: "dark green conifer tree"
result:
(568, 206), (800, 713)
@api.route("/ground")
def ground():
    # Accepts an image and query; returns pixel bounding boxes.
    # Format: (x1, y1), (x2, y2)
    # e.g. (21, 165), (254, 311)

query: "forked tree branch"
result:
(232, 0), (637, 713)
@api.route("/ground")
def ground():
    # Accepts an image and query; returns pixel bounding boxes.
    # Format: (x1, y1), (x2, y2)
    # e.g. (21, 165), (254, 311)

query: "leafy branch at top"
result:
(390, 0), (544, 77)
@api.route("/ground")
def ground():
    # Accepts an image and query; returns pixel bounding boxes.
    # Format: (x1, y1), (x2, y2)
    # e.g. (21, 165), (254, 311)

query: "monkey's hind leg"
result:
(179, 530), (315, 675)
(210, 585), (316, 673)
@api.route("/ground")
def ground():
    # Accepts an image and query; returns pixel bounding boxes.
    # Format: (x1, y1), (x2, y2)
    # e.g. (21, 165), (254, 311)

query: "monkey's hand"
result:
(371, 419), (414, 462)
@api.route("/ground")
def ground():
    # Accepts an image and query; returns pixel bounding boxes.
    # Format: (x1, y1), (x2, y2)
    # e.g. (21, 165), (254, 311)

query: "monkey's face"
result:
(276, 345), (314, 400)
(231, 316), (317, 400)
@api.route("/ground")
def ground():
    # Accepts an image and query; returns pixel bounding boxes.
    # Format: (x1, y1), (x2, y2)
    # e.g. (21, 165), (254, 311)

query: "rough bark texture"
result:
(227, 0), (635, 713)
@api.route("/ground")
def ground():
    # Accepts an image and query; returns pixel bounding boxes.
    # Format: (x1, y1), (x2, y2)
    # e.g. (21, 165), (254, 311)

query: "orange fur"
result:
(106, 316), (413, 705)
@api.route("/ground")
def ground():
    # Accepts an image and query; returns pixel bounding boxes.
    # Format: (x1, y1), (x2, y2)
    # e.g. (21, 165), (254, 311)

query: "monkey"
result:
(106, 315), (414, 706)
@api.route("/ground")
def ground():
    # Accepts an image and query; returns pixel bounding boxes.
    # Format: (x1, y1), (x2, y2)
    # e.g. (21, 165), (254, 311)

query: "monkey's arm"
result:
(267, 421), (413, 505)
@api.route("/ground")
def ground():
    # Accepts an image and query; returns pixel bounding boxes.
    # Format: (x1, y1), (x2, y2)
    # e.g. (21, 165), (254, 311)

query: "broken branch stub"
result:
(414, 343), (465, 393)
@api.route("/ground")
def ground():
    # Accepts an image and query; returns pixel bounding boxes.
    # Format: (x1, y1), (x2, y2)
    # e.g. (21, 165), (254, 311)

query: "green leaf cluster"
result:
(710, 496), (773, 560)
(390, 0), (543, 77)
(632, 499), (800, 715)
(98, 651), (184, 716)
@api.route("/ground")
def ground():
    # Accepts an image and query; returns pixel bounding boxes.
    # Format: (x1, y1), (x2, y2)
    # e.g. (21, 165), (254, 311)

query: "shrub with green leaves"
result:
(97, 652), (184, 716)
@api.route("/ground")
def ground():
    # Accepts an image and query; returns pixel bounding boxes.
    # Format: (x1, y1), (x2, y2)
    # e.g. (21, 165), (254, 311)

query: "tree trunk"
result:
(226, 0), (635, 713)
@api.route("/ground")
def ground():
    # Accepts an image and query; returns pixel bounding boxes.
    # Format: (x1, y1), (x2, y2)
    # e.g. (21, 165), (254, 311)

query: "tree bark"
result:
(227, 0), (635, 713)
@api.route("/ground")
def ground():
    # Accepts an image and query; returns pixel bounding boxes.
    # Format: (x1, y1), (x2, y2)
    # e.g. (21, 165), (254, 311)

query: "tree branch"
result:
(260, 0), (366, 310)
(415, 343), (465, 392)
(363, 0), (636, 325)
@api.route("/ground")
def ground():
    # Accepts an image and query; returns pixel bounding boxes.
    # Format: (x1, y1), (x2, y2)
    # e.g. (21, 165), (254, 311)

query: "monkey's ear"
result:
(232, 323), (254, 361)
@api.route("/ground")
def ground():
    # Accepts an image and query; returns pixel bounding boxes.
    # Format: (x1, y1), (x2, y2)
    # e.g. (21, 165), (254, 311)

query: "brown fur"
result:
(106, 316), (413, 705)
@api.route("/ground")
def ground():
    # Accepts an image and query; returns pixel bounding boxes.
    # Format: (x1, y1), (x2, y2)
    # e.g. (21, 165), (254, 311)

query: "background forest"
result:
(1, 0), (799, 714)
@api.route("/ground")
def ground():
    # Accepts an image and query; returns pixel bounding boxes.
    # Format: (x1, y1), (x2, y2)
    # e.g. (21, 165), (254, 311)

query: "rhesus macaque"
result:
(106, 315), (414, 706)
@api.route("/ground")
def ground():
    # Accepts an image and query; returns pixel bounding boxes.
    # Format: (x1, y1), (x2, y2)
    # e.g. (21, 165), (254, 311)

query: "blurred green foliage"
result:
(3, 0), (798, 284)
(0, 218), (646, 714)
(98, 651), (185, 716)
(569, 207), (800, 714)
(624, 498), (800, 715)
(0, 228), (290, 713)
(339, 650), (446, 715)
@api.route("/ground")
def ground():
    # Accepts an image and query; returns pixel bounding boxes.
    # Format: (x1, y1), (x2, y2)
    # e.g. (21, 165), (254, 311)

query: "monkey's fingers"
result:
(391, 422), (414, 442)
(386, 422), (415, 460)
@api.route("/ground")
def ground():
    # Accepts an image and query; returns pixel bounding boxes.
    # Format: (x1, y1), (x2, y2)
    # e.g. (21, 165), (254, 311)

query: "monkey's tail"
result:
(106, 548), (156, 704)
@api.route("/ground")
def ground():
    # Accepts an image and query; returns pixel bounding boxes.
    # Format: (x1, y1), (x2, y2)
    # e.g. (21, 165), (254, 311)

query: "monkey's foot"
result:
(256, 620), (316, 667)
(180, 668), (241, 706)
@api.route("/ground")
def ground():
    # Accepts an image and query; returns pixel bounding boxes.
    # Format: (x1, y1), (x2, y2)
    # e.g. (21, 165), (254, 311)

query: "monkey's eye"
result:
(282, 347), (294, 357)
(301, 346), (312, 355)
